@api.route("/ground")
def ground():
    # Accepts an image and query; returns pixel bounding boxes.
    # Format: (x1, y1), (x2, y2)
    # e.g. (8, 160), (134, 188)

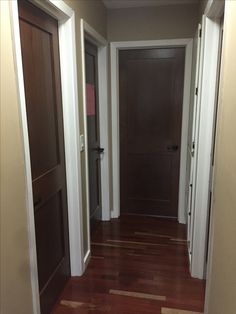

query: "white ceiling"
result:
(103, 0), (199, 9)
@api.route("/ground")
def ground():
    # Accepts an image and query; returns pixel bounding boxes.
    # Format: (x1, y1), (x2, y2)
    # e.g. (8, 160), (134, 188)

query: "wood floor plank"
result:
(60, 300), (97, 310)
(60, 300), (84, 308)
(161, 308), (202, 314)
(170, 238), (188, 242)
(107, 239), (169, 246)
(91, 255), (105, 259)
(91, 241), (146, 249)
(109, 289), (166, 301)
(135, 232), (171, 238)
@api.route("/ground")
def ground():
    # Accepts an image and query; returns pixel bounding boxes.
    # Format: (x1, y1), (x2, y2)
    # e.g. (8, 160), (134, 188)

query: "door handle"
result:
(93, 146), (104, 154)
(167, 145), (179, 152)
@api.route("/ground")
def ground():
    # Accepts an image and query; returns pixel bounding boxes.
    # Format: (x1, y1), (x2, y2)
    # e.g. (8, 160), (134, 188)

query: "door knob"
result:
(167, 145), (179, 151)
(94, 146), (104, 154)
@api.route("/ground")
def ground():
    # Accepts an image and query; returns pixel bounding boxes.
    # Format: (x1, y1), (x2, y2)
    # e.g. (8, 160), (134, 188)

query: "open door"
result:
(205, 17), (224, 269)
(186, 24), (202, 262)
(85, 40), (103, 231)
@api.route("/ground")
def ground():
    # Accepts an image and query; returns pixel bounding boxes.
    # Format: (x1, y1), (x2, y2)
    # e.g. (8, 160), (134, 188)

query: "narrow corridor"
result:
(53, 215), (205, 314)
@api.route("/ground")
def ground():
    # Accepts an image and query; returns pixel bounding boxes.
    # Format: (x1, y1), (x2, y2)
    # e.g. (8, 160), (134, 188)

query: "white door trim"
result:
(204, 15), (224, 314)
(10, 1), (84, 313)
(190, 15), (221, 280)
(201, 1), (225, 312)
(110, 39), (193, 223)
(80, 19), (110, 264)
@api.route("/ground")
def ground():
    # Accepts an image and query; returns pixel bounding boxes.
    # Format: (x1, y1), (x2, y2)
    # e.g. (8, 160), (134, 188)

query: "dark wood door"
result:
(85, 41), (102, 229)
(18, 1), (70, 313)
(119, 48), (185, 217)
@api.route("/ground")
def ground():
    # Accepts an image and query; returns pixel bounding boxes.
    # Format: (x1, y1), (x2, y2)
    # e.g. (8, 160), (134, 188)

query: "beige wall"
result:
(107, 3), (200, 42)
(0, 1), (106, 313)
(206, 1), (236, 313)
(199, 0), (208, 15)
(0, 2), (34, 314)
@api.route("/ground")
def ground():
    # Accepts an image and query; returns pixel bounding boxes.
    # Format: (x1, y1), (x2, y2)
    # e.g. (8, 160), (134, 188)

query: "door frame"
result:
(186, 24), (202, 266)
(202, 0), (225, 312)
(10, 1), (84, 313)
(80, 19), (110, 264)
(110, 39), (193, 223)
(190, 15), (221, 279)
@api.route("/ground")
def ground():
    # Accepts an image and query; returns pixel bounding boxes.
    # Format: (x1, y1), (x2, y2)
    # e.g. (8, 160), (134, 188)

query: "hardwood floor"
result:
(52, 215), (205, 314)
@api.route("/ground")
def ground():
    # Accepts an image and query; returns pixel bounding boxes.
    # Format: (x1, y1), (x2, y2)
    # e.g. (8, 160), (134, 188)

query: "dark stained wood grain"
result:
(52, 215), (205, 314)
(18, 1), (70, 313)
(119, 48), (185, 217)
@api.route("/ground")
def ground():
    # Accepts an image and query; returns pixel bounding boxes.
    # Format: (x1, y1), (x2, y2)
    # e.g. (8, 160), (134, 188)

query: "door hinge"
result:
(195, 87), (198, 96)
(199, 28), (202, 38)
(191, 141), (195, 157)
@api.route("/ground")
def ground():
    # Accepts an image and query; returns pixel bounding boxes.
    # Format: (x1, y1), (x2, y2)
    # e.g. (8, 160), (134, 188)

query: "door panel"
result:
(19, 21), (60, 179)
(119, 48), (185, 217)
(85, 41), (102, 228)
(35, 192), (64, 290)
(18, 1), (70, 313)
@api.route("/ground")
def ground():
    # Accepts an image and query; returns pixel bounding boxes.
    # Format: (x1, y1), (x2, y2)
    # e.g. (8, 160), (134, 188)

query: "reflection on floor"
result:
(53, 215), (205, 314)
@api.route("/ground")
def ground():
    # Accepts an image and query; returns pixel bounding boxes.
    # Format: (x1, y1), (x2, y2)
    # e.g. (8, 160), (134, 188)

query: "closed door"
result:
(19, 1), (70, 313)
(85, 41), (102, 228)
(119, 48), (185, 217)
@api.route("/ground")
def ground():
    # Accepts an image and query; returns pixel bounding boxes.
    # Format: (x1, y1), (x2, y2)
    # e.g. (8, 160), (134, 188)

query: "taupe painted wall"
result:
(199, 0), (208, 15)
(0, 1), (106, 313)
(206, 1), (236, 313)
(107, 3), (200, 41)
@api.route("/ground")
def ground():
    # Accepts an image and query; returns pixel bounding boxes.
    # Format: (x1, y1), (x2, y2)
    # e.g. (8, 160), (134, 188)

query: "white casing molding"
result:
(202, 1), (225, 312)
(191, 15), (220, 279)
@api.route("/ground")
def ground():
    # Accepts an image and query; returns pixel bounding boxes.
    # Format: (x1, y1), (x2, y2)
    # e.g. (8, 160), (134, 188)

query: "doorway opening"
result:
(80, 19), (110, 265)
(85, 39), (103, 231)
(110, 39), (193, 223)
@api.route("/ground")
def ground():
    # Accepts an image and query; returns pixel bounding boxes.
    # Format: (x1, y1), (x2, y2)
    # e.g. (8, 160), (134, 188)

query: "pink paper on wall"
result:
(86, 83), (96, 116)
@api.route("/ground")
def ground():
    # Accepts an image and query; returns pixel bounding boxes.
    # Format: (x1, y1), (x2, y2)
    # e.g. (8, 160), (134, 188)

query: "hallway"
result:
(53, 216), (205, 314)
